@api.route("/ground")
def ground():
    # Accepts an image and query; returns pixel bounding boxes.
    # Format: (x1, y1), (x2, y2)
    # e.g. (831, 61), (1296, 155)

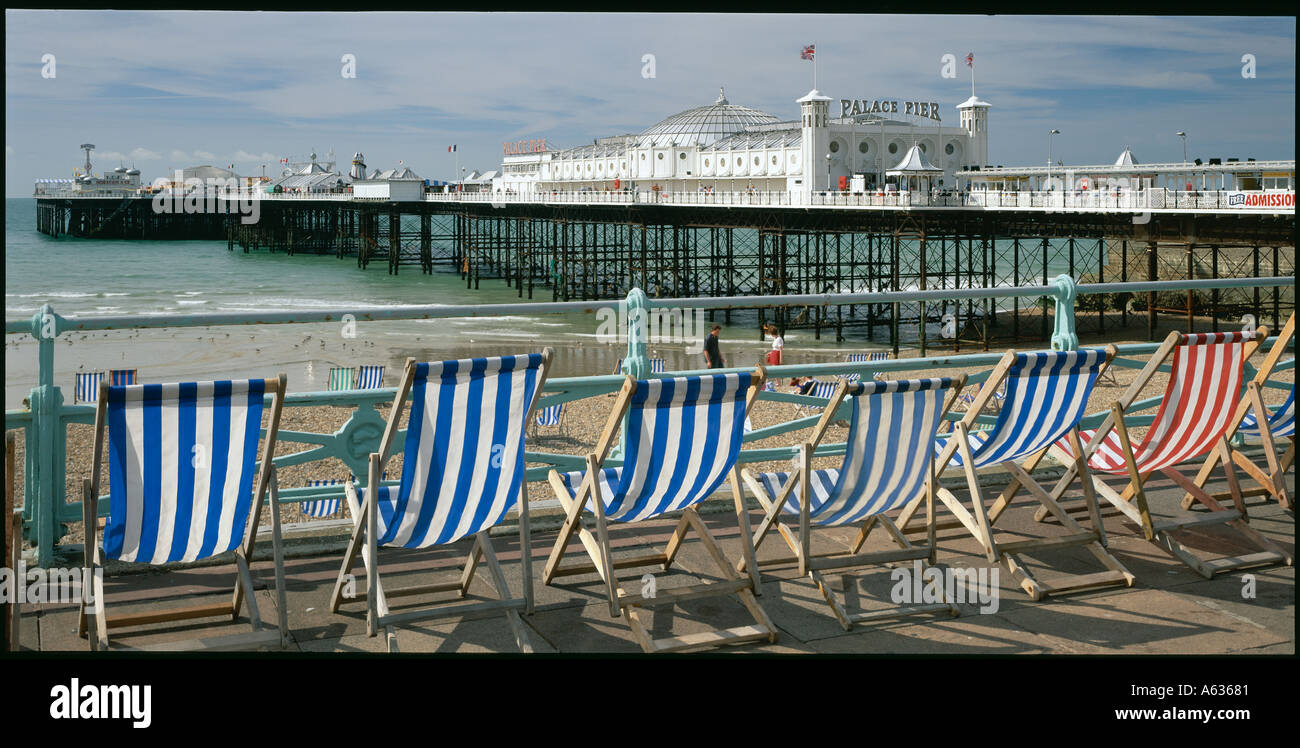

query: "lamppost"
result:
(1177, 131), (1189, 191)
(1047, 129), (1060, 191)
(825, 153), (832, 193)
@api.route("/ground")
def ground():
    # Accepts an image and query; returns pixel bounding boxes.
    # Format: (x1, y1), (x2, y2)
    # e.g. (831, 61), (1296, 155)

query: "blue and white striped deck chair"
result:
(75, 372), (104, 404)
(109, 369), (137, 387)
(614, 357), (666, 375)
(530, 402), (567, 438)
(909, 347), (1134, 601)
(543, 370), (778, 653)
(794, 379), (841, 417)
(742, 377), (964, 629)
(356, 365), (385, 389)
(302, 480), (349, 519)
(329, 350), (553, 653)
(839, 351), (891, 383)
(1184, 313), (1295, 513)
(79, 375), (289, 651)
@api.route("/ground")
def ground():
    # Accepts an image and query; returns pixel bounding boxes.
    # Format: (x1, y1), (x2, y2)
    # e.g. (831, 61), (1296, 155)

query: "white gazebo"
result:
(887, 144), (944, 192)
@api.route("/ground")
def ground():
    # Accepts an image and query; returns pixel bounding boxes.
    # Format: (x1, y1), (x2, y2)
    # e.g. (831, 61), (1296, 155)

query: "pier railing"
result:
(415, 188), (1295, 213)
(34, 187), (1296, 214)
(5, 275), (1294, 566)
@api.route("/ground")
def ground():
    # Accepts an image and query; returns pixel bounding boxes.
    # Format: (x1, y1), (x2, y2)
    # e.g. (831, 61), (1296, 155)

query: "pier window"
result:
(888, 143), (899, 155)
(859, 141), (869, 154)
(946, 143), (955, 155)
(829, 140), (840, 153)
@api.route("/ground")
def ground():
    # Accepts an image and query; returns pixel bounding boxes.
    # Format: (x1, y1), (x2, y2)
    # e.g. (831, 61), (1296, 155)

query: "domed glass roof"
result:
(636, 88), (780, 149)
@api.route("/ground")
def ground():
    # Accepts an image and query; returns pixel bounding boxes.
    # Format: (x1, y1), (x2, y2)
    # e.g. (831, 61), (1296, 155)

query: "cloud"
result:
(130, 147), (161, 160)
(193, 150), (217, 161)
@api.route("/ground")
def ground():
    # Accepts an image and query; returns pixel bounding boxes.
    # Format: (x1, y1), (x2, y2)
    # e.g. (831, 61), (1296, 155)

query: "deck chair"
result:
(793, 380), (841, 417)
(839, 351), (891, 382)
(329, 351), (552, 653)
(542, 370), (778, 653)
(898, 348), (1136, 600)
(1181, 313), (1295, 513)
(958, 378), (1006, 415)
(301, 479), (348, 519)
(327, 366), (354, 391)
(75, 372), (104, 404)
(529, 402), (567, 438)
(1046, 330), (1292, 578)
(614, 357), (666, 375)
(741, 376), (965, 629)
(357, 365), (385, 389)
(79, 376), (289, 651)
(110, 369), (137, 387)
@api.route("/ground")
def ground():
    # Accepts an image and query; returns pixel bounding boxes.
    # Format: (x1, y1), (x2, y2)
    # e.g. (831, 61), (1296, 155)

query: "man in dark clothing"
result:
(703, 324), (724, 369)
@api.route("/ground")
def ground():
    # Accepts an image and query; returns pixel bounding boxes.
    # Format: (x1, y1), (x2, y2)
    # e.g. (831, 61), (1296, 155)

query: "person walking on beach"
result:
(763, 323), (784, 366)
(704, 324), (725, 369)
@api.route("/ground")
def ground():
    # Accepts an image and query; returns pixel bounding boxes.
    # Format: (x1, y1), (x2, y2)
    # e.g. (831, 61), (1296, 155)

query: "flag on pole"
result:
(965, 52), (973, 67)
(801, 44), (815, 61)
(280, 157), (288, 164)
(448, 145), (457, 152)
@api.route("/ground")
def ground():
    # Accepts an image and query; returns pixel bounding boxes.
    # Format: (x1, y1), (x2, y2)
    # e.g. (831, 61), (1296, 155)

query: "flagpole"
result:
(814, 42), (818, 90)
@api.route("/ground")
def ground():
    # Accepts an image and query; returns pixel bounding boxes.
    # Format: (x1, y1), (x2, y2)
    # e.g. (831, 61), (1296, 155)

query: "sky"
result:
(4, 11), (1296, 196)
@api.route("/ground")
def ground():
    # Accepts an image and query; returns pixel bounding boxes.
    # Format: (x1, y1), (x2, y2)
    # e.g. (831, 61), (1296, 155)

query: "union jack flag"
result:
(801, 44), (815, 61)
(966, 52), (974, 67)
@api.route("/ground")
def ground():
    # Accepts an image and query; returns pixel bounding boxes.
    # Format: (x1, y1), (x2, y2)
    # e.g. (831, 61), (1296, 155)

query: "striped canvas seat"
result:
(840, 352), (890, 382)
(102, 380), (270, 564)
(357, 365), (385, 389)
(109, 369), (137, 386)
(554, 372), (752, 523)
(752, 378), (955, 526)
(535, 403), (564, 427)
(327, 367), (354, 391)
(615, 357), (666, 375)
(75, 372), (104, 404)
(302, 479), (349, 518)
(939, 349), (1107, 470)
(1238, 383), (1296, 439)
(1057, 334), (1247, 474)
(356, 354), (543, 548)
(806, 380), (839, 399)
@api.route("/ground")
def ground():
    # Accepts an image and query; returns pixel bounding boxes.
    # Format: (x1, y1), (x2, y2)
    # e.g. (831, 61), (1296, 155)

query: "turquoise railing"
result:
(4, 274), (1293, 566)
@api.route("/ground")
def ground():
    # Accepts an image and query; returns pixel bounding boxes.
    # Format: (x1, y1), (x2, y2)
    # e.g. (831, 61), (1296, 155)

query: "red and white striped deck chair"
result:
(1181, 313), (1295, 514)
(1048, 329), (1292, 578)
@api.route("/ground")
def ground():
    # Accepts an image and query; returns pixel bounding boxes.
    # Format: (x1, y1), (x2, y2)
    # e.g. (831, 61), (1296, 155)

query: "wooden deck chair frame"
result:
(541, 369), (778, 653)
(739, 375), (966, 630)
(78, 375), (289, 651)
(896, 347), (1136, 600)
(1180, 313), (1295, 513)
(328, 351), (553, 653)
(1039, 329), (1292, 579)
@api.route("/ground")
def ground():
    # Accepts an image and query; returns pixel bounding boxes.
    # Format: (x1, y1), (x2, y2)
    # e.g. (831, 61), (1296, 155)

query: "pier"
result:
(32, 191), (1297, 350)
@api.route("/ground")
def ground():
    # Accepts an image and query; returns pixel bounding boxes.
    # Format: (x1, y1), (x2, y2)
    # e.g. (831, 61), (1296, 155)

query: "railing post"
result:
(1049, 274), (1079, 351)
(27, 304), (69, 566)
(624, 287), (650, 379)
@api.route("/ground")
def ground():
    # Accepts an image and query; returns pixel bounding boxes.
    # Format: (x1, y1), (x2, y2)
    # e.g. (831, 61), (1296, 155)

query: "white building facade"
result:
(494, 88), (990, 196)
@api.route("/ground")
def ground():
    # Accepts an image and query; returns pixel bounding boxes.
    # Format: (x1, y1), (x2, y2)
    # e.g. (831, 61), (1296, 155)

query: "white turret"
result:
(797, 89), (831, 194)
(955, 95), (991, 169)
